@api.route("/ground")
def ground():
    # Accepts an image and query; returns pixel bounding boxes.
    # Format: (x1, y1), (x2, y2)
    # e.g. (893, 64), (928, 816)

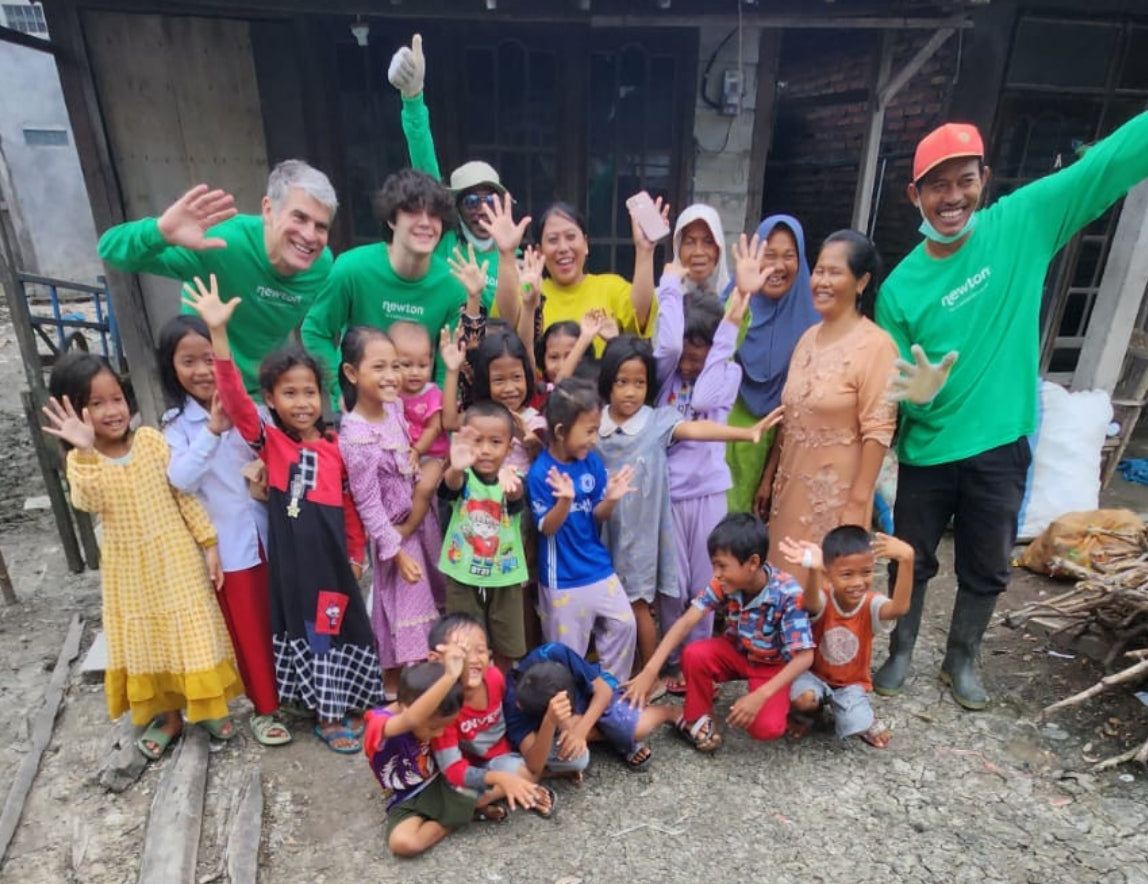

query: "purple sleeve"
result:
(652, 274), (684, 392)
(689, 319), (742, 414)
(339, 429), (403, 561)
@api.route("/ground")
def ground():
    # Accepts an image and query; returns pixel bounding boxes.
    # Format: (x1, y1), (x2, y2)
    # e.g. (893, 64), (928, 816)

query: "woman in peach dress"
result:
(755, 230), (898, 586)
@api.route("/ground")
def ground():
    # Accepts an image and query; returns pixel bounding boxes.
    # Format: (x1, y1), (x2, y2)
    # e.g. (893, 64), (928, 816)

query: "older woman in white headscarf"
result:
(671, 203), (730, 307)
(651, 203), (740, 688)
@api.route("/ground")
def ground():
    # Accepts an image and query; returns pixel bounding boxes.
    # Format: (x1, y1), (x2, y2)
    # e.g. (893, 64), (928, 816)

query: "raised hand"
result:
(518, 245), (545, 312)
(725, 284), (752, 326)
(41, 395), (95, 451)
(749, 406), (784, 442)
(438, 641), (466, 681)
(579, 307), (606, 341)
(447, 243), (490, 301)
(872, 532), (914, 563)
(387, 33), (425, 98)
(157, 184), (236, 251)
(597, 314), (620, 342)
(498, 464), (523, 497)
(778, 536), (823, 572)
(889, 345), (958, 405)
(449, 424), (478, 472)
(605, 464), (637, 502)
(206, 390), (232, 436)
(661, 262), (689, 283)
(439, 323), (467, 373)
(731, 233), (770, 295)
(181, 274), (241, 331)
(545, 466), (575, 500)
(483, 193), (530, 255)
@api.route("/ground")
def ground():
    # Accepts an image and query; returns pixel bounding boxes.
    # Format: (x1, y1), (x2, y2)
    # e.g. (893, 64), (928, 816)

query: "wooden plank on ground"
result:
(81, 630), (106, 683)
(137, 726), (209, 884)
(225, 767), (263, 884)
(0, 614), (84, 863)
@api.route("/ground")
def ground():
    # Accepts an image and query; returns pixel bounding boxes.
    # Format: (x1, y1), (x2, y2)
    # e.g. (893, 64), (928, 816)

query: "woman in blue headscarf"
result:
(724, 214), (820, 513)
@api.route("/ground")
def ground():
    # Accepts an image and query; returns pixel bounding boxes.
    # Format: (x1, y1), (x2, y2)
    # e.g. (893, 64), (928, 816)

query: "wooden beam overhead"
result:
(0, 23), (63, 53)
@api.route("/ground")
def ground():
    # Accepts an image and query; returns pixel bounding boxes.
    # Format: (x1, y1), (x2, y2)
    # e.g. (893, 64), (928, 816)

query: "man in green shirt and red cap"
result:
(876, 110), (1148, 709)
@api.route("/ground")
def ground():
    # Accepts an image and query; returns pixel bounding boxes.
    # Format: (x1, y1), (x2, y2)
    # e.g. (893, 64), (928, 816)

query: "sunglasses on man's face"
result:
(461, 193), (498, 210)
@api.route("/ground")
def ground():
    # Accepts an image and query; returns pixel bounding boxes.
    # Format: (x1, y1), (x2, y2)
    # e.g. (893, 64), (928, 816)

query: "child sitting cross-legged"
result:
(426, 614), (556, 822)
(623, 512), (814, 752)
(504, 643), (679, 777)
(778, 526), (914, 749)
(363, 648), (472, 858)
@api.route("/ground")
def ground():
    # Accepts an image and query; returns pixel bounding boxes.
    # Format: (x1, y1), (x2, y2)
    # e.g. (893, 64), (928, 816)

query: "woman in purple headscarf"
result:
(724, 215), (819, 513)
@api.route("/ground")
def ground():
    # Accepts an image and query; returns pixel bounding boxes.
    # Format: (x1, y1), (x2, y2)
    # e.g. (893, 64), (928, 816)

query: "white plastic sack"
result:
(1017, 381), (1112, 541)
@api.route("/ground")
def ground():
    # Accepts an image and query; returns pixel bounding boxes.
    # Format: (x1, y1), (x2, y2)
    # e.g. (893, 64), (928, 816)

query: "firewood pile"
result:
(1007, 549), (1148, 769)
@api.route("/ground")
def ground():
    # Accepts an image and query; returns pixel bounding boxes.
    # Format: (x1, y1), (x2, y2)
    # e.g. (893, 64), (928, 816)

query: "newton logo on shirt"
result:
(382, 301), (425, 318)
(940, 266), (991, 310)
(256, 285), (301, 305)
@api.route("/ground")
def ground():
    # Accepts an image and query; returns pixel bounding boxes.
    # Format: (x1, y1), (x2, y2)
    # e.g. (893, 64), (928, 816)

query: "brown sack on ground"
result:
(1018, 509), (1147, 577)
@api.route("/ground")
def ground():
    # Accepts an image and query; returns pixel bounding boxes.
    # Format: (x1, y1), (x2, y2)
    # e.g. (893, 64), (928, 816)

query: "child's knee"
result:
(748, 717), (787, 742)
(388, 822), (432, 858)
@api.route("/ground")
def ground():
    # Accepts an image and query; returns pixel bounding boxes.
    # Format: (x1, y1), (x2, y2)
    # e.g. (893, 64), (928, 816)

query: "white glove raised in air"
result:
(387, 34), (425, 98)
(888, 344), (958, 405)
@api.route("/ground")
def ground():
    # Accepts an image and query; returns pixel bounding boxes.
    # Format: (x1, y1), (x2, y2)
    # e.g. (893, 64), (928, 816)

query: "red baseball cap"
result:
(913, 123), (985, 183)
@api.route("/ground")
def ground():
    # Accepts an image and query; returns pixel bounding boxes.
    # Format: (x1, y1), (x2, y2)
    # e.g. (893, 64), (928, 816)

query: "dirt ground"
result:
(0, 299), (1146, 884)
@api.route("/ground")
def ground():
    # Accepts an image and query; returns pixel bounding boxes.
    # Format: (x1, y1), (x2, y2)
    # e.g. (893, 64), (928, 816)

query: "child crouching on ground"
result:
(427, 614), (556, 821)
(505, 643), (679, 776)
(624, 513), (814, 752)
(363, 648), (470, 858)
(779, 525), (914, 748)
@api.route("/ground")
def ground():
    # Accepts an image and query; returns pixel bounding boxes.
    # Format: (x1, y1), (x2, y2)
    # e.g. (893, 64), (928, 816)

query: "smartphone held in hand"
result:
(626, 190), (670, 242)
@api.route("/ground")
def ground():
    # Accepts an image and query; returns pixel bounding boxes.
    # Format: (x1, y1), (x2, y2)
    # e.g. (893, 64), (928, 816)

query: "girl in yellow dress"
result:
(43, 353), (241, 760)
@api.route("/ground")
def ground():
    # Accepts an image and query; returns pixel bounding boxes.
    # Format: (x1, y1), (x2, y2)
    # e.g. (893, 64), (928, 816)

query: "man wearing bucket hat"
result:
(389, 34), (508, 310)
(874, 110), (1148, 710)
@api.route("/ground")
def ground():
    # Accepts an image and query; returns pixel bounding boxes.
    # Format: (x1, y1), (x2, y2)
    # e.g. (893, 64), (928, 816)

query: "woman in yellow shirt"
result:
(490, 198), (666, 356)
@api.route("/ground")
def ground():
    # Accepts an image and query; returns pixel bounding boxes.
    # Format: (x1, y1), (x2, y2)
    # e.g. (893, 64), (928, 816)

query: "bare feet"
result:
(857, 720), (892, 749)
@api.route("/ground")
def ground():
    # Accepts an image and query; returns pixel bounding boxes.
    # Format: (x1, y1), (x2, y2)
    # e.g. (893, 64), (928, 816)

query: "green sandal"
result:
(201, 716), (237, 741)
(137, 717), (181, 761)
(250, 713), (292, 746)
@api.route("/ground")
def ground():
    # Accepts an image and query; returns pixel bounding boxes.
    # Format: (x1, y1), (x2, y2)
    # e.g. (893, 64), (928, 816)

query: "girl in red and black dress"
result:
(186, 274), (383, 755)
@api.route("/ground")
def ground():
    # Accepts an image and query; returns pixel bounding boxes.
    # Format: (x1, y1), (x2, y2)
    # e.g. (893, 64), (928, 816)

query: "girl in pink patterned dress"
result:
(338, 326), (450, 699)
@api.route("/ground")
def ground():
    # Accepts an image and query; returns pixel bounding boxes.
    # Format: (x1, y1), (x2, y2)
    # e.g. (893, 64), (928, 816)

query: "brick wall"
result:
(762, 28), (960, 270)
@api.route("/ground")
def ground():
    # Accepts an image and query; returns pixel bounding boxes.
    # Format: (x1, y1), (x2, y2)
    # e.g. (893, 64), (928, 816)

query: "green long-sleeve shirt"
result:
(876, 109), (1148, 467)
(97, 215), (333, 396)
(401, 93), (501, 310)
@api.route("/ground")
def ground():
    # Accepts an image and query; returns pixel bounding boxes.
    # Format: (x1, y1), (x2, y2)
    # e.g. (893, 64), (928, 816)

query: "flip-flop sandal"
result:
(201, 716), (237, 741)
(529, 785), (558, 820)
(136, 719), (180, 761)
(313, 724), (361, 755)
(676, 714), (723, 753)
(623, 743), (653, 772)
(473, 803), (509, 823)
(250, 713), (293, 746)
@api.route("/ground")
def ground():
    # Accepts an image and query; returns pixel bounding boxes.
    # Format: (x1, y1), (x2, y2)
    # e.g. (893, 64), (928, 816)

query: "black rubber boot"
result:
(872, 582), (927, 697)
(939, 590), (998, 710)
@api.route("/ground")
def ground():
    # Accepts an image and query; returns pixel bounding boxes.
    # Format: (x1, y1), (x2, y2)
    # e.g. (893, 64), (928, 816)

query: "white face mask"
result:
(918, 211), (978, 245)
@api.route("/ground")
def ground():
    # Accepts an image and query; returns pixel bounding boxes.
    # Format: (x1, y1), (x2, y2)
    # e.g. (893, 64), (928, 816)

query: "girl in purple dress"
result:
(338, 326), (450, 699)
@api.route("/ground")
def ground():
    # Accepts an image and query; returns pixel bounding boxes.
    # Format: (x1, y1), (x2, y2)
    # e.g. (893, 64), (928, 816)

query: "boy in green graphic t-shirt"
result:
(437, 402), (528, 673)
(98, 160), (337, 396)
(875, 112), (1148, 710)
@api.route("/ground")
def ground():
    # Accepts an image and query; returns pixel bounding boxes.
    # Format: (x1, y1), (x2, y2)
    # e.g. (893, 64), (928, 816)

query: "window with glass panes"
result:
(989, 17), (1148, 384)
(2, 3), (47, 34)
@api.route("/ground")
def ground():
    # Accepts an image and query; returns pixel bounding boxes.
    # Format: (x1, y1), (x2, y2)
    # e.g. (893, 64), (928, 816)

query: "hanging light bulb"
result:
(350, 16), (370, 47)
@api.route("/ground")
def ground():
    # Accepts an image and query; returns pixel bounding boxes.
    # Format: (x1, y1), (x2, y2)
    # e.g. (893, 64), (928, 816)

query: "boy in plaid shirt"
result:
(624, 513), (814, 751)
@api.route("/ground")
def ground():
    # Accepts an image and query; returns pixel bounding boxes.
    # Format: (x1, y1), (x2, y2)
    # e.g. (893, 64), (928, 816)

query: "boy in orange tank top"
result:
(779, 525), (913, 748)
